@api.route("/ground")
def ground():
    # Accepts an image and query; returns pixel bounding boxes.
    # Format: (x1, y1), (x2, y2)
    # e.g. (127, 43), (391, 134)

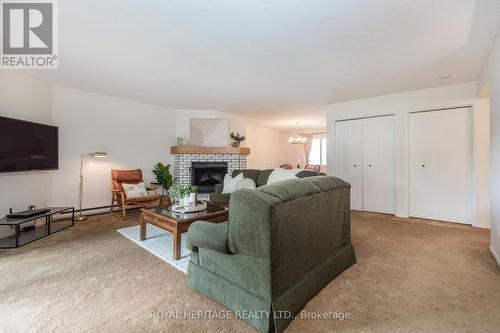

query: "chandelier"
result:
(288, 135), (307, 144)
(289, 122), (307, 144)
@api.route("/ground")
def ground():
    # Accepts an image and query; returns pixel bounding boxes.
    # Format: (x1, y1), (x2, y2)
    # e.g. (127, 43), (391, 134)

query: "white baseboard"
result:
(490, 246), (500, 267)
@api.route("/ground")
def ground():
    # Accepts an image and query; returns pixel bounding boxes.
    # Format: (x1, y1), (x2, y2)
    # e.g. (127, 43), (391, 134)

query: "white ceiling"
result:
(29, 0), (500, 129)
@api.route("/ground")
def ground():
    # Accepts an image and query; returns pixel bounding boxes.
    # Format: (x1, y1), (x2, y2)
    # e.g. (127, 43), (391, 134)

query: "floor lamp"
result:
(78, 152), (108, 221)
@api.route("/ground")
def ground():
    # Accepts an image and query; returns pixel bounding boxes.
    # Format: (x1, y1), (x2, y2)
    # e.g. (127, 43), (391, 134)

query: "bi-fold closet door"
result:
(334, 119), (363, 210)
(334, 116), (395, 214)
(409, 107), (472, 224)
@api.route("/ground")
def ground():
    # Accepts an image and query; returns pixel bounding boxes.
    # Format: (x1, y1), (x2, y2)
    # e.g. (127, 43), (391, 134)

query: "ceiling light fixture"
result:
(288, 136), (307, 144)
(288, 122), (307, 145)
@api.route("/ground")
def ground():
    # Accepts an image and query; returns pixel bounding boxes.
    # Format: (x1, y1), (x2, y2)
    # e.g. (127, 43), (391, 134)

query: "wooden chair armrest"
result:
(112, 190), (124, 194)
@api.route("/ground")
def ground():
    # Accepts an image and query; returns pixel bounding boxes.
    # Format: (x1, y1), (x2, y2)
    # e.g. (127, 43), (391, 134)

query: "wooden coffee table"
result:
(140, 202), (228, 260)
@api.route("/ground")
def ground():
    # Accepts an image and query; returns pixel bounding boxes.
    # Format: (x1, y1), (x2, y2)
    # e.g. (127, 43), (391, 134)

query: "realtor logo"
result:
(1, 0), (58, 69)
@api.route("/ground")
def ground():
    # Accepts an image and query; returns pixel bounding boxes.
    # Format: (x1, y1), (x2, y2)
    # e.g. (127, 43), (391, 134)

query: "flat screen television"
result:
(0, 116), (58, 172)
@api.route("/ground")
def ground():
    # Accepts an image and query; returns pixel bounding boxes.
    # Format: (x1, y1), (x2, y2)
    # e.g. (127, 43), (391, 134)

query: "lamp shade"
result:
(90, 152), (108, 158)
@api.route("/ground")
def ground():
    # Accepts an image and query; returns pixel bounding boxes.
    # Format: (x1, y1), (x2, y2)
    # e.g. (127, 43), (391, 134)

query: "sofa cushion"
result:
(296, 170), (322, 178)
(256, 169), (273, 186)
(258, 177), (320, 202)
(222, 173), (244, 194)
(306, 175), (350, 192)
(266, 168), (299, 184)
(232, 169), (261, 184)
(235, 178), (257, 190)
(209, 184), (230, 205)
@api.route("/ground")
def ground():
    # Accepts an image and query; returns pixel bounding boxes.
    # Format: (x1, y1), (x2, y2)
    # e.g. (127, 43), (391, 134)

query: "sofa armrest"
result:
(209, 184), (230, 204)
(213, 183), (223, 193)
(187, 221), (231, 254)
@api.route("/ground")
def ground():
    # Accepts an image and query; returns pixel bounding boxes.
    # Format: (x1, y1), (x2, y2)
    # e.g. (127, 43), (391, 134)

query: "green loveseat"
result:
(187, 176), (356, 333)
(209, 168), (325, 204)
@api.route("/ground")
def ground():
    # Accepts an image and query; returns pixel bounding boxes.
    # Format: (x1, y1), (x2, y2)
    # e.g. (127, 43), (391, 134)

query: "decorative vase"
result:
(183, 193), (196, 206)
(178, 197), (185, 206)
(231, 141), (240, 147)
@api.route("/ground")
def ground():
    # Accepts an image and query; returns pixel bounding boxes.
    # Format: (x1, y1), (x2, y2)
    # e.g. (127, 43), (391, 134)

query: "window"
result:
(308, 134), (327, 166)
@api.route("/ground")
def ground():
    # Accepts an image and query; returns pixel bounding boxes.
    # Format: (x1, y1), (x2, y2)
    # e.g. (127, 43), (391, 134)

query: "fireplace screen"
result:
(191, 162), (228, 193)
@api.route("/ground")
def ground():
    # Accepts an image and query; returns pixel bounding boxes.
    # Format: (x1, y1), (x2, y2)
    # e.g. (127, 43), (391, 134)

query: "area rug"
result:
(117, 224), (190, 273)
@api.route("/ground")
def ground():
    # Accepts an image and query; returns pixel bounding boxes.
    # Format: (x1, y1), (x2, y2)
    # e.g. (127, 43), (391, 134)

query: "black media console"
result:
(0, 207), (74, 248)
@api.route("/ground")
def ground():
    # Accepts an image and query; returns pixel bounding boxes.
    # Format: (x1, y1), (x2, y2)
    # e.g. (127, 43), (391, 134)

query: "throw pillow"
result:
(267, 168), (299, 184)
(235, 178), (257, 190)
(222, 173), (244, 194)
(122, 182), (148, 198)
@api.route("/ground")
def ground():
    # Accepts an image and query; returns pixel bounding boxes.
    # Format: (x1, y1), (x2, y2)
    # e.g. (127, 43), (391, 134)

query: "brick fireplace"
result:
(171, 146), (250, 193)
(191, 162), (228, 193)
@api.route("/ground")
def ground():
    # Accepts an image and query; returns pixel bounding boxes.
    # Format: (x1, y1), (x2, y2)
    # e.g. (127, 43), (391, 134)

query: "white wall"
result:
(0, 72), (54, 217)
(51, 87), (177, 209)
(474, 99), (491, 230)
(245, 123), (289, 169)
(478, 30), (500, 264)
(326, 82), (490, 228)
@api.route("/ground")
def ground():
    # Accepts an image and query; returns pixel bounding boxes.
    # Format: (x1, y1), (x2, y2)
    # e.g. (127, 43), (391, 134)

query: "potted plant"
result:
(230, 132), (246, 147)
(171, 184), (198, 206)
(152, 163), (174, 204)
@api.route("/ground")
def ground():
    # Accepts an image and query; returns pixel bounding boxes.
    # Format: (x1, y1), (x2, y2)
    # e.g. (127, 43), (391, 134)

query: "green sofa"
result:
(209, 168), (325, 205)
(187, 176), (356, 333)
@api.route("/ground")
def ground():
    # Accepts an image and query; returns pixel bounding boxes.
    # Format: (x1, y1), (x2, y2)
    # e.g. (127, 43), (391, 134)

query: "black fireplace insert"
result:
(191, 162), (228, 193)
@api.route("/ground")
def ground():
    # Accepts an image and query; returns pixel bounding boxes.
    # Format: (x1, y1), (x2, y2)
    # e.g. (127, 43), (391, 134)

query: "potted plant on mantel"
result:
(171, 184), (198, 206)
(230, 132), (246, 147)
(152, 162), (174, 205)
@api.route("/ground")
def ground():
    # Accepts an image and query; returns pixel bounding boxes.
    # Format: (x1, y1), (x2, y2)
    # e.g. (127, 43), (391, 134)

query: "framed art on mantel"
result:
(189, 119), (229, 147)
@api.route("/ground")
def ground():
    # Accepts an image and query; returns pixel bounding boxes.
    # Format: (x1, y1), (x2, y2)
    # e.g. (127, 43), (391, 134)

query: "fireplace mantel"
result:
(170, 146), (250, 155)
(173, 147), (248, 188)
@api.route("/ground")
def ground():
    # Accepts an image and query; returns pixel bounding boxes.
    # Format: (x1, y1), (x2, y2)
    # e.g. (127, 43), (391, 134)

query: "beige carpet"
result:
(1, 211), (499, 333)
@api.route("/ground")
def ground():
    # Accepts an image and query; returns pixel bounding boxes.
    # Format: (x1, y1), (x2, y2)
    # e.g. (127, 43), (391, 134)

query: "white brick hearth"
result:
(173, 153), (247, 186)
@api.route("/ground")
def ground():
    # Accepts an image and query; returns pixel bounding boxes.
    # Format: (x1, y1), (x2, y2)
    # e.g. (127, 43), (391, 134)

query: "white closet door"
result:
(409, 108), (472, 224)
(362, 116), (395, 214)
(334, 119), (363, 210)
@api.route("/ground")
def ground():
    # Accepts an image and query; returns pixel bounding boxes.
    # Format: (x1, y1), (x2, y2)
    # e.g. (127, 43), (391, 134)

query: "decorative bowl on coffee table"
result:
(171, 200), (207, 213)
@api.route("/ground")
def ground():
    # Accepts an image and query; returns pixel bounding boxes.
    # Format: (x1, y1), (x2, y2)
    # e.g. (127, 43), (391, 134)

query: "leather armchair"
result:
(110, 169), (160, 219)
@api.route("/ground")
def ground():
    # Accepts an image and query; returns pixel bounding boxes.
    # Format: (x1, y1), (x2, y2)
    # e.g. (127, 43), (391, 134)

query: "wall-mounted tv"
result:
(0, 116), (58, 172)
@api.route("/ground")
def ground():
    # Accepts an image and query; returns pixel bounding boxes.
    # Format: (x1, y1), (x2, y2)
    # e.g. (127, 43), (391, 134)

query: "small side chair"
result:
(110, 169), (160, 219)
